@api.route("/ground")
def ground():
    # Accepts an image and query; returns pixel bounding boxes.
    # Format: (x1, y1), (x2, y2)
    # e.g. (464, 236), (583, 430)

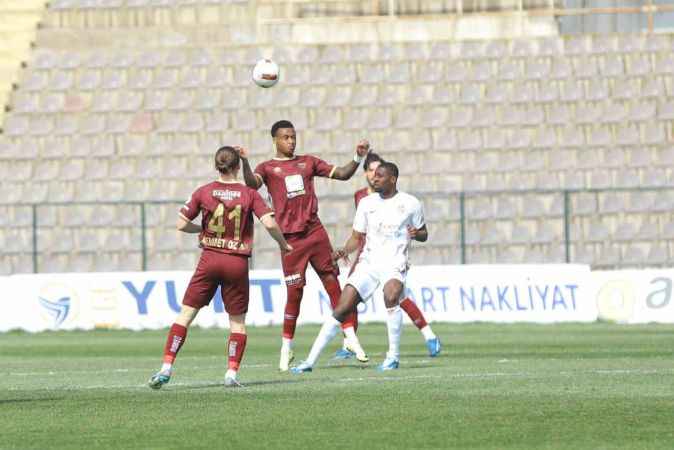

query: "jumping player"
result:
(240, 120), (370, 371)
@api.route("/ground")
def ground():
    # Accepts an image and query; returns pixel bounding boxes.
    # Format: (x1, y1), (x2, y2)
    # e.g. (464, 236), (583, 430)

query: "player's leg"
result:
(225, 314), (247, 387)
(279, 238), (310, 371)
(221, 255), (250, 387)
(399, 297), (441, 357)
(291, 284), (363, 373)
(378, 278), (405, 371)
(149, 253), (217, 389)
(308, 226), (363, 360)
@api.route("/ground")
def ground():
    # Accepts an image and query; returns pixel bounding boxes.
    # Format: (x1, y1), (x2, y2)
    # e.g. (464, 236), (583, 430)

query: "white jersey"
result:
(352, 191), (425, 272)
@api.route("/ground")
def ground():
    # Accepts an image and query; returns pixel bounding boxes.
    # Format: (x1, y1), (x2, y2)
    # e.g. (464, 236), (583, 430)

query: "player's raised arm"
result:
(330, 139), (370, 180)
(260, 214), (293, 253)
(236, 146), (263, 190)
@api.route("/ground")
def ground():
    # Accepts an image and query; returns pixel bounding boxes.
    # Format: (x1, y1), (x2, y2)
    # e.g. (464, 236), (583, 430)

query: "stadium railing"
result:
(2, 185), (670, 274)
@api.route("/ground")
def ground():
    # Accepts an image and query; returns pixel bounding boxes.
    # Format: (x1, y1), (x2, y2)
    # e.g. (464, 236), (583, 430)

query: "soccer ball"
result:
(252, 58), (280, 88)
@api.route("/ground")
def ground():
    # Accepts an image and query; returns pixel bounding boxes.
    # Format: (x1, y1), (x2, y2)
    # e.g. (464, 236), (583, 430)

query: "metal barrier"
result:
(2, 186), (670, 273)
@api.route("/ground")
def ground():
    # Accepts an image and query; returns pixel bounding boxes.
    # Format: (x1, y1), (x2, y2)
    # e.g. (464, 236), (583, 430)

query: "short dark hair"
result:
(378, 161), (399, 178)
(214, 146), (240, 174)
(271, 120), (294, 137)
(363, 152), (382, 171)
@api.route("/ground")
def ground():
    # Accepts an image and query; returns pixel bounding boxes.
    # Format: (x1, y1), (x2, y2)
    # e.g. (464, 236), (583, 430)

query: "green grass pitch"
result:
(2, 323), (674, 449)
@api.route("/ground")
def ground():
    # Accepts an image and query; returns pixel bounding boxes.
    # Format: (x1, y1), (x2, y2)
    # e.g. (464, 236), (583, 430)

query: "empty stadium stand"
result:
(1, 0), (672, 273)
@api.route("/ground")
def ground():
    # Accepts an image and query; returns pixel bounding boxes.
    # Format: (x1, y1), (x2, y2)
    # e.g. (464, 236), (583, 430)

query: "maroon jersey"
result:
(180, 181), (273, 256)
(354, 187), (372, 208)
(254, 155), (335, 234)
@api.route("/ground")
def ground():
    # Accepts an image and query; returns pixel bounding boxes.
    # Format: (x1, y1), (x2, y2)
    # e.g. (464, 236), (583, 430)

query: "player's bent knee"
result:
(229, 314), (246, 333)
(383, 296), (400, 309)
(176, 305), (199, 327)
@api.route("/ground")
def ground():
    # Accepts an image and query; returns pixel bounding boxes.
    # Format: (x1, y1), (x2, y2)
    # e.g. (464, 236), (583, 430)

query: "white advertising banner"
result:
(592, 269), (674, 324)
(0, 264), (596, 332)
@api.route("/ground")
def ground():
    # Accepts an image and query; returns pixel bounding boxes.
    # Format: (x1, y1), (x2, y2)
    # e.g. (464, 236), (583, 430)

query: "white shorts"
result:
(345, 262), (407, 302)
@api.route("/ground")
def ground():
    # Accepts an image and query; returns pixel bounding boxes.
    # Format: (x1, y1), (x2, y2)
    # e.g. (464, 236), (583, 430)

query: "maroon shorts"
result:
(183, 250), (249, 315)
(282, 223), (339, 287)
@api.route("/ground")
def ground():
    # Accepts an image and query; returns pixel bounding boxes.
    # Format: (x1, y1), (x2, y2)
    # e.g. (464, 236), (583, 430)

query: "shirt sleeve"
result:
(253, 161), (267, 183)
(180, 188), (201, 221)
(352, 199), (367, 233)
(251, 190), (274, 219)
(311, 155), (336, 179)
(411, 198), (425, 229)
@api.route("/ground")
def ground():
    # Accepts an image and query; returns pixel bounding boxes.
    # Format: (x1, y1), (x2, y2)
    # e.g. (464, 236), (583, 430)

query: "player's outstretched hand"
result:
(355, 139), (370, 157)
(332, 248), (350, 265)
(235, 146), (249, 159)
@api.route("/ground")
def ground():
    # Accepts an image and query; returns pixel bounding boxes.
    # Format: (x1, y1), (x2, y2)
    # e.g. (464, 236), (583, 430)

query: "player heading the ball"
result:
(239, 119), (370, 372)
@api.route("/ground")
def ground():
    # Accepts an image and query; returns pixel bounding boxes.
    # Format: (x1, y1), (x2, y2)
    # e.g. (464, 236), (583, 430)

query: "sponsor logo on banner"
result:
(593, 270), (674, 323)
(595, 278), (637, 322)
(37, 282), (79, 329)
(1, 265), (596, 332)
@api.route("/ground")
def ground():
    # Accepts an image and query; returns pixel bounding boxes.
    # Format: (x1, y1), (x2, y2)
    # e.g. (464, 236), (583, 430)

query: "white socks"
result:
(160, 362), (173, 373)
(281, 336), (293, 351)
(420, 325), (436, 341)
(225, 369), (237, 380)
(342, 325), (366, 356)
(306, 316), (342, 367)
(386, 306), (403, 360)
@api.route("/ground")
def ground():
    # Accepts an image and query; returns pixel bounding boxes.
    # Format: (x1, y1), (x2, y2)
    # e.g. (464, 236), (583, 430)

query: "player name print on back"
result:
(212, 189), (242, 201)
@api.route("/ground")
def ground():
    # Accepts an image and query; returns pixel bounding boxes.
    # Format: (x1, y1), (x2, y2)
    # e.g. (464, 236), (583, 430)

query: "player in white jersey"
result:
(291, 161), (428, 372)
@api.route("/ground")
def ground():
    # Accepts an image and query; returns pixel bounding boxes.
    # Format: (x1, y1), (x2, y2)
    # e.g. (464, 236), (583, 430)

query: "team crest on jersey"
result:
(273, 167), (283, 174)
(212, 190), (241, 201)
(398, 204), (406, 214)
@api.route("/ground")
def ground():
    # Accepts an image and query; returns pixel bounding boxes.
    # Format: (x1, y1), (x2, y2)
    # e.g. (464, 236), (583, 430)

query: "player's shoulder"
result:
(359, 192), (379, 206)
(295, 154), (317, 163)
(397, 191), (422, 206)
(192, 181), (215, 196)
(355, 187), (369, 197)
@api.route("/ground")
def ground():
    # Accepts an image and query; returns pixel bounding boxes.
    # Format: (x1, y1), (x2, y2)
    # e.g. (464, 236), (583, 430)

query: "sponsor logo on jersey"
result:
(212, 190), (242, 201)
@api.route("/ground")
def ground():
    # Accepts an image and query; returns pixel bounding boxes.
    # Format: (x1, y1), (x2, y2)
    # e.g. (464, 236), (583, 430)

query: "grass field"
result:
(2, 323), (674, 450)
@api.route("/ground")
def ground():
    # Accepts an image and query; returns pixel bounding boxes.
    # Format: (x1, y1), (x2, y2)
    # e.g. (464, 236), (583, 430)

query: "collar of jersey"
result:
(215, 179), (242, 185)
(272, 155), (297, 161)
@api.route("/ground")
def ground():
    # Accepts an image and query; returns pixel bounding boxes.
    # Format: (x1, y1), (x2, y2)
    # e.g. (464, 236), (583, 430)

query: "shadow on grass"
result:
(181, 378), (306, 390)
(0, 397), (63, 404)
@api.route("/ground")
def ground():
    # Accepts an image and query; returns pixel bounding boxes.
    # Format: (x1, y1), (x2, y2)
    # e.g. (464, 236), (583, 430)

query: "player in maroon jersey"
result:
(148, 146), (292, 389)
(240, 120), (370, 371)
(334, 152), (441, 358)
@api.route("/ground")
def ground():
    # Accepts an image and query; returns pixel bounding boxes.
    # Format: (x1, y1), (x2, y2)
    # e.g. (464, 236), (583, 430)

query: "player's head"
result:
(373, 161), (398, 194)
(271, 120), (296, 158)
(363, 152), (383, 189)
(214, 146), (240, 176)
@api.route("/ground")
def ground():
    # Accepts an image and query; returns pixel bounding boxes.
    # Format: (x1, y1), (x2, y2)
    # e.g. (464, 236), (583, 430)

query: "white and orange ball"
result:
(252, 58), (280, 88)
